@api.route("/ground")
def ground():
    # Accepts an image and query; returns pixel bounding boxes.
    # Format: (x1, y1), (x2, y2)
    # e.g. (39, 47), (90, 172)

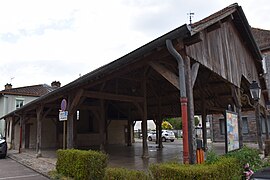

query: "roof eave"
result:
(1, 24), (192, 120)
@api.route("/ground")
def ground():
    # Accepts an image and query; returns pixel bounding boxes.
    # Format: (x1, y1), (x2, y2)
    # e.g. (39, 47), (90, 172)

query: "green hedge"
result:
(225, 145), (263, 171)
(104, 167), (149, 180)
(56, 149), (107, 180)
(149, 157), (241, 180)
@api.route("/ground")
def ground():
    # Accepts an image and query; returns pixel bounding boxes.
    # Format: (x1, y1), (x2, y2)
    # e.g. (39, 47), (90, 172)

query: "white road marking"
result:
(0, 174), (40, 179)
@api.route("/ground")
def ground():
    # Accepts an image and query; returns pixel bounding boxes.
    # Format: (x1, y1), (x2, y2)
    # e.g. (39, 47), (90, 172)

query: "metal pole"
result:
(181, 97), (189, 163)
(63, 121), (66, 149)
(166, 39), (189, 163)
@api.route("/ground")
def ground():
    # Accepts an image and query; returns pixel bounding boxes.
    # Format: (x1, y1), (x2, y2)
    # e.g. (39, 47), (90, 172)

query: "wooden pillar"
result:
(157, 98), (163, 148)
(67, 89), (84, 149)
(201, 104), (208, 151)
(99, 100), (106, 152)
(263, 109), (269, 140)
(36, 105), (43, 157)
(127, 108), (132, 146)
(142, 78), (149, 158)
(236, 106), (243, 148)
(185, 56), (196, 164)
(232, 87), (243, 148)
(11, 116), (15, 149)
(67, 95), (74, 149)
(22, 117), (26, 149)
(255, 102), (263, 152)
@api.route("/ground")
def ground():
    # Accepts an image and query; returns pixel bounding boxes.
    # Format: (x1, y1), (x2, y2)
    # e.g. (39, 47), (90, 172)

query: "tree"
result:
(165, 116), (200, 129)
(162, 121), (173, 130)
(194, 116), (200, 127)
(165, 117), (182, 130)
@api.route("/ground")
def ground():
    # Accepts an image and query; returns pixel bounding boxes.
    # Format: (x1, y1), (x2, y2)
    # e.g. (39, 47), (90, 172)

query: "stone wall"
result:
(212, 110), (269, 142)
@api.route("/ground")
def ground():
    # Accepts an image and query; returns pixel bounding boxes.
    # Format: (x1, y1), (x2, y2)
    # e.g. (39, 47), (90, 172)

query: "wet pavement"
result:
(7, 139), (261, 177)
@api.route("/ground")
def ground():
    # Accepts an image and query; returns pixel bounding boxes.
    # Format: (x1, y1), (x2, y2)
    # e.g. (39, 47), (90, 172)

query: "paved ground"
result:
(0, 157), (48, 180)
(6, 139), (261, 177)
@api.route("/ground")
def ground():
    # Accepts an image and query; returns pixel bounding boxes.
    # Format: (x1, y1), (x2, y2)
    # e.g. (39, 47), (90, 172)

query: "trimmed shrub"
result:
(149, 157), (241, 180)
(205, 148), (220, 164)
(56, 149), (107, 180)
(104, 167), (149, 180)
(225, 146), (263, 171)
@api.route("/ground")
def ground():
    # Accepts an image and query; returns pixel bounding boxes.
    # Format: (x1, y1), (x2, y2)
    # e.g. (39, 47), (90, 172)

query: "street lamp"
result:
(249, 80), (263, 152)
(250, 81), (261, 101)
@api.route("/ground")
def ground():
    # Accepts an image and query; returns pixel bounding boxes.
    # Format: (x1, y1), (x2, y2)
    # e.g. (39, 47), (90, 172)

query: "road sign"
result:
(59, 111), (68, 121)
(61, 99), (67, 111)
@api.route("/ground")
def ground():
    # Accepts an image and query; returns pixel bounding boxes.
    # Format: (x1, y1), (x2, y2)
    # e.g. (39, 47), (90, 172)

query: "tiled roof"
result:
(251, 27), (270, 51)
(0, 84), (56, 97)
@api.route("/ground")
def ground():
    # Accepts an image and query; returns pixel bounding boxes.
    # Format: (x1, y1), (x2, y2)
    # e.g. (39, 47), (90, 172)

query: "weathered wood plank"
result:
(148, 61), (180, 90)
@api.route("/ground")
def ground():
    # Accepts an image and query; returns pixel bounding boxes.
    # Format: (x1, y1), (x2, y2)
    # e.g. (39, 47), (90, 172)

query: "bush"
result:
(56, 149), (107, 180)
(205, 148), (220, 164)
(104, 167), (149, 180)
(149, 157), (241, 180)
(225, 146), (263, 171)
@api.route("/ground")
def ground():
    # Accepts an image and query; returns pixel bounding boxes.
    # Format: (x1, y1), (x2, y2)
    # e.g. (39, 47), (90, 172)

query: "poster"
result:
(226, 111), (239, 152)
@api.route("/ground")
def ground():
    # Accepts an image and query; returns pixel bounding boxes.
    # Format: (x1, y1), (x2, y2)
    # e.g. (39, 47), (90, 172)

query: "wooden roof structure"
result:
(1, 3), (265, 121)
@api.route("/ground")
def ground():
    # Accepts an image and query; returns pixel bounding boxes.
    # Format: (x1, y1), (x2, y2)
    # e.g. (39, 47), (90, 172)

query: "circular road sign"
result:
(61, 99), (67, 111)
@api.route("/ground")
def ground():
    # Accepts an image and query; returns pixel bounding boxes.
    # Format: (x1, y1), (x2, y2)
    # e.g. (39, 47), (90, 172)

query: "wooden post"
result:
(263, 109), (269, 140)
(255, 102), (263, 152)
(232, 87), (243, 148)
(67, 96), (74, 149)
(127, 108), (132, 146)
(19, 116), (22, 153)
(67, 89), (84, 149)
(142, 78), (149, 158)
(36, 105), (43, 157)
(21, 116), (26, 150)
(99, 100), (106, 152)
(185, 56), (196, 164)
(157, 98), (163, 148)
(201, 100), (208, 152)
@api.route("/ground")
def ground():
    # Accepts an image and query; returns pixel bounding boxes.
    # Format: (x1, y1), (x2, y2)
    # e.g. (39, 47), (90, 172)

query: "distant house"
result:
(0, 81), (60, 136)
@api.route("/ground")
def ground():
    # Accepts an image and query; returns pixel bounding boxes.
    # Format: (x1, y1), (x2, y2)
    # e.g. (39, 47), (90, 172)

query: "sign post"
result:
(59, 99), (68, 149)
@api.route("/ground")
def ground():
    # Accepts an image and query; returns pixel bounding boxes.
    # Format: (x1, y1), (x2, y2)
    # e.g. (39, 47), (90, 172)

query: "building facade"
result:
(0, 82), (60, 135)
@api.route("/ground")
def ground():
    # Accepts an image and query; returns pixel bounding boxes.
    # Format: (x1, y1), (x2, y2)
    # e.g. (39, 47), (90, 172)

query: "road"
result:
(0, 157), (49, 180)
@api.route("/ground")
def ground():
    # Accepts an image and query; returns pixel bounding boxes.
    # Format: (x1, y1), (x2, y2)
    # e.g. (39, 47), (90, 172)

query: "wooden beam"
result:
(148, 61), (180, 90)
(83, 91), (144, 103)
(70, 89), (84, 114)
(191, 63), (199, 87)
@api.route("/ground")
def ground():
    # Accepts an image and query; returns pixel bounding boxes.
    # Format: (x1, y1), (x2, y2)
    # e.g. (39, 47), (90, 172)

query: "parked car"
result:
(148, 130), (175, 142)
(0, 134), (7, 158)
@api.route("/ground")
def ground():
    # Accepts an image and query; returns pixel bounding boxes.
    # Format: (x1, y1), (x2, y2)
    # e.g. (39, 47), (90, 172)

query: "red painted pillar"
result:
(181, 97), (189, 163)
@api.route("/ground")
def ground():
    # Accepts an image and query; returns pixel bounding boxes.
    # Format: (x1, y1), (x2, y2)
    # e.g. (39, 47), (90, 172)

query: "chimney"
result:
(51, 81), (61, 88)
(5, 83), (12, 90)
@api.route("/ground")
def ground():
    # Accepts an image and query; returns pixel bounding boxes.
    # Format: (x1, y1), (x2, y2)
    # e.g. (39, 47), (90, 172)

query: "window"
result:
(219, 119), (225, 135)
(261, 116), (268, 134)
(242, 117), (249, 134)
(15, 99), (24, 109)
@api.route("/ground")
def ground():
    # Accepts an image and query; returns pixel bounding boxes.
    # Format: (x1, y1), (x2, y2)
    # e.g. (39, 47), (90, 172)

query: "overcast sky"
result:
(0, 0), (269, 89)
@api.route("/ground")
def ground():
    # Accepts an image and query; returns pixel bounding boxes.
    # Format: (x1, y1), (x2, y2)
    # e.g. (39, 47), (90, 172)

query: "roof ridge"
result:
(191, 3), (238, 28)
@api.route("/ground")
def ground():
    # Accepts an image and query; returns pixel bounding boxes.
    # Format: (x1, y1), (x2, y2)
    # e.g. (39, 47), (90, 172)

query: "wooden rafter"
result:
(148, 61), (180, 90)
(83, 91), (144, 103)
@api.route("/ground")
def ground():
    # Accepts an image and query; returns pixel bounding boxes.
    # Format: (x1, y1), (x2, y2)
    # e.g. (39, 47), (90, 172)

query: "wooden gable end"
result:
(186, 20), (260, 88)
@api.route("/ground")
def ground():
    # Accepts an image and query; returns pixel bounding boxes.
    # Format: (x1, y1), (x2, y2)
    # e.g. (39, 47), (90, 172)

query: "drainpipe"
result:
(166, 39), (189, 164)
